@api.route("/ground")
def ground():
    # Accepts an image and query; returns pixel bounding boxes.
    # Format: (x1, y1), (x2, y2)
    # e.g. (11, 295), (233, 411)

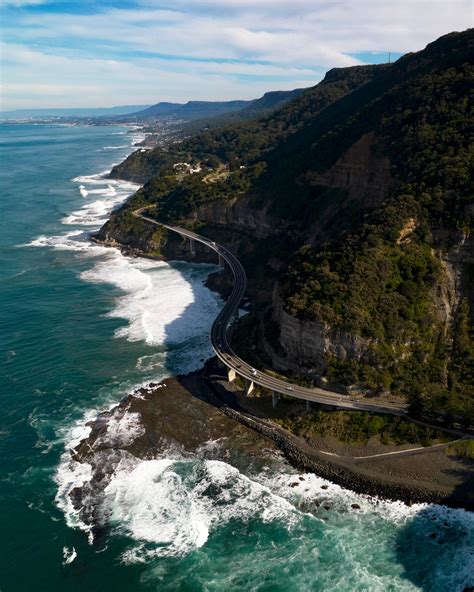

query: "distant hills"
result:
(126, 100), (250, 121)
(0, 105), (151, 119)
(123, 89), (305, 123)
(179, 88), (306, 131)
(2, 89), (305, 124)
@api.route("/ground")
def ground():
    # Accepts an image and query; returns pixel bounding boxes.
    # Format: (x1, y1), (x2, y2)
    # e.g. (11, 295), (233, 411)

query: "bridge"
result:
(134, 207), (408, 416)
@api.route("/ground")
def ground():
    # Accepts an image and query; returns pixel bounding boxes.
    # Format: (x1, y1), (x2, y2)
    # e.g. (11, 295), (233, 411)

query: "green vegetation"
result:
(276, 31), (473, 422)
(277, 410), (447, 447)
(447, 439), (474, 459)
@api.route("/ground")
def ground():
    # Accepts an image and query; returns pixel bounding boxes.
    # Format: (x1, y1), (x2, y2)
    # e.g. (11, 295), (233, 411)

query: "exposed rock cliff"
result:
(188, 195), (278, 239)
(306, 132), (392, 208)
(272, 285), (373, 374)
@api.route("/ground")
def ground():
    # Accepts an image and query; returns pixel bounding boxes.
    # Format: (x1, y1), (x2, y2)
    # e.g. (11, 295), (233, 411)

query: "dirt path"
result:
(202, 164), (230, 184)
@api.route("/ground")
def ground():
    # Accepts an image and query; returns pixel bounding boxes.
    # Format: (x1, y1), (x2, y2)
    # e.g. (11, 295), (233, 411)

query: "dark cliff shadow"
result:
(394, 460), (474, 592)
(160, 258), (225, 386)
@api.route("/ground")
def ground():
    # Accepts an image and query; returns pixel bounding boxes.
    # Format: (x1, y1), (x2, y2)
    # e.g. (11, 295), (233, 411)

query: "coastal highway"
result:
(134, 207), (408, 416)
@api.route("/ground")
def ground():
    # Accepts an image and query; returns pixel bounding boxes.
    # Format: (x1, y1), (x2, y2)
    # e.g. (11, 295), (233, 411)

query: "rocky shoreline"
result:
(87, 233), (473, 512)
(202, 366), (474, 511)
(220, 404), (473, 510)
(70, 364), (473, 518)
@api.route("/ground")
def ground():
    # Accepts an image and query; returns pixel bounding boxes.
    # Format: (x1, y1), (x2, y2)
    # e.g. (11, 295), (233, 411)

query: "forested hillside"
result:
(99, 29), (473, 425)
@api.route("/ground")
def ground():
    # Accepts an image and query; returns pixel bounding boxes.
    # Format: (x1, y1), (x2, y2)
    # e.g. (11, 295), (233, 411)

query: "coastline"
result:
(72, 365), (473, 513)
(91, 215), (473, 511)
(6, 121), (471, 592)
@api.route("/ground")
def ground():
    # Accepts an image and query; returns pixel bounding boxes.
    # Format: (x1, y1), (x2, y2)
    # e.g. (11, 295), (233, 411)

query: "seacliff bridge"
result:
(134, 207), (408, 417)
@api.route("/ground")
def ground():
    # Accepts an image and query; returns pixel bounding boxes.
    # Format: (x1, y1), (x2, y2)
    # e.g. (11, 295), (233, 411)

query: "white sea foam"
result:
(106, 457), (473, 585)
(131, 134), (147, 145)
(55, 454), (94, 543)
(22, 230), (110, 256)
(62, 546), (77, 565)
(103, 409), (145, 447)
(64, 174), (139, 228)
(71, 171), (111, 184)
(86, 184), (117, 197)
(80, 255), (221, 347)
(61, 196), (124, 226)
(256, 469), (424, 523)
(26, 170), (139, 255)
(103, 457), (299, 563)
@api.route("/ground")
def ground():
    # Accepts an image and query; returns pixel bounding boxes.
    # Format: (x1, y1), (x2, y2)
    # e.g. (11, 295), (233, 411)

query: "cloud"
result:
(0, 42), (316, 110)
(1, 0), (47, 5)
(0, 0), (471, 109)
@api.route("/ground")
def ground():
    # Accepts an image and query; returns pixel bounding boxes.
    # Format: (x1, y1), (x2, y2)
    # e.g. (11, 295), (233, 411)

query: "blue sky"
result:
(0, 0), (471, 110)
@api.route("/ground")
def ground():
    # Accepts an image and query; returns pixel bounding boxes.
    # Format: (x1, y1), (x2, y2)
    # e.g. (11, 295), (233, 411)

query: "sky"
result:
(0, 0), (472, 110)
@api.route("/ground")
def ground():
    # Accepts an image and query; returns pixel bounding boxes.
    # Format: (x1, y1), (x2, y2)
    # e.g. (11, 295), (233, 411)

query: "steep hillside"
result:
(99, 29), (473, 425)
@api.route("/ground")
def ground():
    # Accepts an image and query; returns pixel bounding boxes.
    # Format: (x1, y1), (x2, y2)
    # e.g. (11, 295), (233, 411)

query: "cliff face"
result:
(274, 239), (471, 374)
(272, 285), (372, 374)
(187, 195), (283, 239)
(305, 132), (392, 209)
(109, 150), (162, 185)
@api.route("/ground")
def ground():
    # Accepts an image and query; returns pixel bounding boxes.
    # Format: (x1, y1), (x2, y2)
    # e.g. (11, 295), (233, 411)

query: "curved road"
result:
(134, 208), (408, 416)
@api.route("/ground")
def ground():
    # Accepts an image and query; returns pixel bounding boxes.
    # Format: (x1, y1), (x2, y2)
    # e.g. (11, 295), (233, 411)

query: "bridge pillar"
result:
(218, 253), (225, 271)
(246, 380), (255, 396)
(189, 238), (196, 257)
(306, 400), (312, 412)
(272, 392), (280, 408)
(227, 367), (236, 383)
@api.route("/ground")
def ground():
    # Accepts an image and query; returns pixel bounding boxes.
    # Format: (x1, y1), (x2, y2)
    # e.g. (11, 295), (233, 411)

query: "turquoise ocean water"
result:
(0, 123), (472, 591)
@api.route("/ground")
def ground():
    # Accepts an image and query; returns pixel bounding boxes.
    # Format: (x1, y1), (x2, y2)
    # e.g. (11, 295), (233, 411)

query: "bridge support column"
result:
(218, 253), (225, 271)
(272, 392), (280, 408)
(189, 238), (196, 257)
(246, 380), (255, 396)
(306, 400), (312, 412)
(227, 367), (236, 383)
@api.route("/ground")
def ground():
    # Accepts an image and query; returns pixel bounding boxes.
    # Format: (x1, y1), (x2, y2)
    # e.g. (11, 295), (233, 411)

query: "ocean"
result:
(0, 122), (472, 591)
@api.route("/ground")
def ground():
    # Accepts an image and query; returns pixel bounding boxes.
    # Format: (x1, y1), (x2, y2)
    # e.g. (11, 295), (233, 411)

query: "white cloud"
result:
(1, 0), (47, 5)
(0, 42), (316, 110)
(0, 0), (471, 109)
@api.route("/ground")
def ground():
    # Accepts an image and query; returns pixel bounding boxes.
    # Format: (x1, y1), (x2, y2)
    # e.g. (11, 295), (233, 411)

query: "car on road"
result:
(286, 386), (294, 391)
(251, 368), (258, 377)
